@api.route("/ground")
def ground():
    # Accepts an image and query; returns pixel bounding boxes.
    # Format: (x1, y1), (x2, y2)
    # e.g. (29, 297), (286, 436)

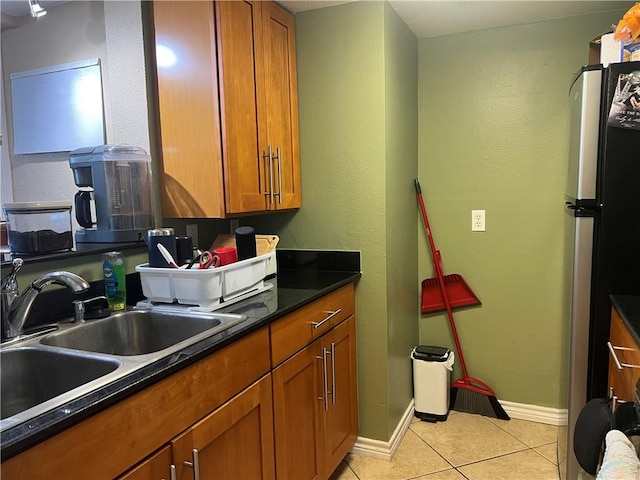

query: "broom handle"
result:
(415, 179), (470, 379)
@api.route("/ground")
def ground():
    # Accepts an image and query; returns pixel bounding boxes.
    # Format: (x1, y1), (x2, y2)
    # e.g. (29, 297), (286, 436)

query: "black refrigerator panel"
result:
(587, 61), (640, 400)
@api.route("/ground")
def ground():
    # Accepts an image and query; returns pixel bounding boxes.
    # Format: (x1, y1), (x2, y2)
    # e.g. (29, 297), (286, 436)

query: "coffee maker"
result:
(69, 145), (154, 243)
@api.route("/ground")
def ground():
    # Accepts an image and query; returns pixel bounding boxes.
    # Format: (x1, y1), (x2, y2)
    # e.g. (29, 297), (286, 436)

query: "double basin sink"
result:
(0, 309), (247, 433)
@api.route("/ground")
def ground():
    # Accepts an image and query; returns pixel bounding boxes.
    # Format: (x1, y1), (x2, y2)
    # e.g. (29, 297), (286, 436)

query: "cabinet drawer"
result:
(608, 307), (640, 401)
(270, 283), (355, 367)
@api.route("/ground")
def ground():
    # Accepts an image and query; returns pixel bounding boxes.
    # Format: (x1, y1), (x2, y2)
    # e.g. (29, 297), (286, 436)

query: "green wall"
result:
(416, 10), (629, 408)
(256, 1), (419, 441)
(383, 1), (419, 438)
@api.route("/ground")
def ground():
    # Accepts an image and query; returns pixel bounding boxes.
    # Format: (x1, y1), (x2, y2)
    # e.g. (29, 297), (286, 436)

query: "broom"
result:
(415, 179), (509, 420)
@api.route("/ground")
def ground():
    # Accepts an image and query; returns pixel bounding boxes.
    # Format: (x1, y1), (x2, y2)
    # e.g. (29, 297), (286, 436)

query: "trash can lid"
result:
(412, 345), (451, 362)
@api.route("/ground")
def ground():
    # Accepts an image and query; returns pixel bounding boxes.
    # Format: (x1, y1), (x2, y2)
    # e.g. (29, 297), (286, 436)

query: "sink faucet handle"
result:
(73, 296), (108, 323)
(73, 300), (86, 323)
(1, 258), (23, 294)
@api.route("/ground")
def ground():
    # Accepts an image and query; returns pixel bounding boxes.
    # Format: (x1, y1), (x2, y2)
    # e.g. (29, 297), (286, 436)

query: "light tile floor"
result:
(330, 411), (561, 480)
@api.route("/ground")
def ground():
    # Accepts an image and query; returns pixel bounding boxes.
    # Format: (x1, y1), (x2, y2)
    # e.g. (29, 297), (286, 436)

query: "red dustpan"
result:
(414, 179), (481, 314)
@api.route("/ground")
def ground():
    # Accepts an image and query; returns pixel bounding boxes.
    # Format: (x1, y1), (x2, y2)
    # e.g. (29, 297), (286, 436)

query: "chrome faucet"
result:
(1, 271), (90, 341)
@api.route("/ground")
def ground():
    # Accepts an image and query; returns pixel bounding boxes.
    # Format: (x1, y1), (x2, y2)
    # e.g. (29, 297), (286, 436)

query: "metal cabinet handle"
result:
(312, 309), (342, 330)
(263, 146), (275, 204)
(330, 342), (336, 405)
(276, 147), (282, 205)
(183, 448), (200, 480)
(170, 464), (176, 480)
(268, 146), (275, 205)
(607, 341), (640, 370)
(317, 348), (329, 411)
(608, 342), (624, 370)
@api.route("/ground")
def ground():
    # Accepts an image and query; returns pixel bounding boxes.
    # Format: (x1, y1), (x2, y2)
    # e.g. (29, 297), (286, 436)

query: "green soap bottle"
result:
(103, 251), (126, 311)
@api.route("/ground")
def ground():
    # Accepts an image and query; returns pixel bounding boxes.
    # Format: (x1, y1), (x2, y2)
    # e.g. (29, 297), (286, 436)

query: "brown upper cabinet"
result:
(151, 1), (301, 218)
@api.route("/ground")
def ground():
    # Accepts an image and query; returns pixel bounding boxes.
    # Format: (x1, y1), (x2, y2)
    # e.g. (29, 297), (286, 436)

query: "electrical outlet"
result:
(471, 210), (485, 232)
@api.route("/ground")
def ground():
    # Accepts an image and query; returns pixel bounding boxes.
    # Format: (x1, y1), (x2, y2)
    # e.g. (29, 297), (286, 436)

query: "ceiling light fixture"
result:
(28, 0), (47, 18)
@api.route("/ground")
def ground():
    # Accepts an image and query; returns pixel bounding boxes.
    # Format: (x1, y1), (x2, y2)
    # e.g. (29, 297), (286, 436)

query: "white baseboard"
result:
(500, 400), (567, 426)
(350, 399), (415, 461)
(350, 399), (567, 459)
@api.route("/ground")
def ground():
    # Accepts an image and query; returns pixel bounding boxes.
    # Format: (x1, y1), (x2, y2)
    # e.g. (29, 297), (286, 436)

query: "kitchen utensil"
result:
(198, 251), (220, 269)
(235, 226), (256, 260)
(214, 246), (238, 266)
(147, 228), (178, 268)
(157, 243), (179, 269)
(414, 178), (508, 420)
(175, 236), (194, 265)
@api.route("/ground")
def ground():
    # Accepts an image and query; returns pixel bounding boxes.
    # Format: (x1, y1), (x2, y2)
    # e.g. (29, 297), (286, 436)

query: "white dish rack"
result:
(136, 252), (274, 310)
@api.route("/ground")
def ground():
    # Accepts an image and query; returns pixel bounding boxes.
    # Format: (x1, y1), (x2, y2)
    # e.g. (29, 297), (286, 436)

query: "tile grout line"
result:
(409, 417), (534, 469)
(407, 423), (458, 472)
(345, 461), (361, 480)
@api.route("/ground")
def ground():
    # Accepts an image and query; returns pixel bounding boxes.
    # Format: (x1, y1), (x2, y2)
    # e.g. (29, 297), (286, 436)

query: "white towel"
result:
(597, 429), (640, 480)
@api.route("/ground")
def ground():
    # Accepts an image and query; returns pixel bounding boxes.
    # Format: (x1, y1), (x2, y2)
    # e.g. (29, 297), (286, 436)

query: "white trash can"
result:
(411, 345), (455, 422)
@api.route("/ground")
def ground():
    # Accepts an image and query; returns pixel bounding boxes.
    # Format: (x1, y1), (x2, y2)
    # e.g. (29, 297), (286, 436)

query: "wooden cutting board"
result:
(209, 234), (279, 256)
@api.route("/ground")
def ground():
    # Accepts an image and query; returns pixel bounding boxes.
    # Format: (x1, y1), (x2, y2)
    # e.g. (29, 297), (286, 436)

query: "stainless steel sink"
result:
(1, 309), (248, 433)
(40, 310), (233, 356)
(1, 347), (120, 420)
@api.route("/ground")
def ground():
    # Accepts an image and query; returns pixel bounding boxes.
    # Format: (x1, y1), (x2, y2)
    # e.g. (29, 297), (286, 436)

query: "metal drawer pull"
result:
(330, 342), (336, 405)
(170, 464), (176, 480)
(317, 348), (329, 411)
(183, 448), (200, 480)
(312, 308), (342, 330)
(607, 342), (640, 370)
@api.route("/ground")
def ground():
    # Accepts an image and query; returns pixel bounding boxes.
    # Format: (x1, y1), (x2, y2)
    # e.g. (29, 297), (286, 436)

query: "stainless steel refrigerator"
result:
(559, 61), (640, 479)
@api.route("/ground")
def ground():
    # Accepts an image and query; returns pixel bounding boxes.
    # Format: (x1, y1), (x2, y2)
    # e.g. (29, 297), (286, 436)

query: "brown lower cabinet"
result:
(271, 284), (358, 480)
(272, 316), (358, 480)
(120, 374), (275, 480)
(1, 283), (357, 480)
(118, 446), (173, 480)
(171, 374), (275, 480)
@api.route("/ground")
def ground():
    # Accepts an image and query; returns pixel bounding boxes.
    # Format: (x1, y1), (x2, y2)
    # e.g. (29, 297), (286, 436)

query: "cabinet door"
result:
(117, 446), (173, 480)
(272, 338), (324, 480)
(262, 1), (301, 210)
(172, 374), (275, 480)
(216, 0), (269, 214)
(322, 316), (358, 477)
(152, 1), (225, 218)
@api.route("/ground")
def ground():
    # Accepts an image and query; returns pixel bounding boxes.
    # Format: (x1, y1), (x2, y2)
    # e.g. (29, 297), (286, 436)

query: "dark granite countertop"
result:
(611, 294), (640, 346)
(0, 250), (360, 460)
